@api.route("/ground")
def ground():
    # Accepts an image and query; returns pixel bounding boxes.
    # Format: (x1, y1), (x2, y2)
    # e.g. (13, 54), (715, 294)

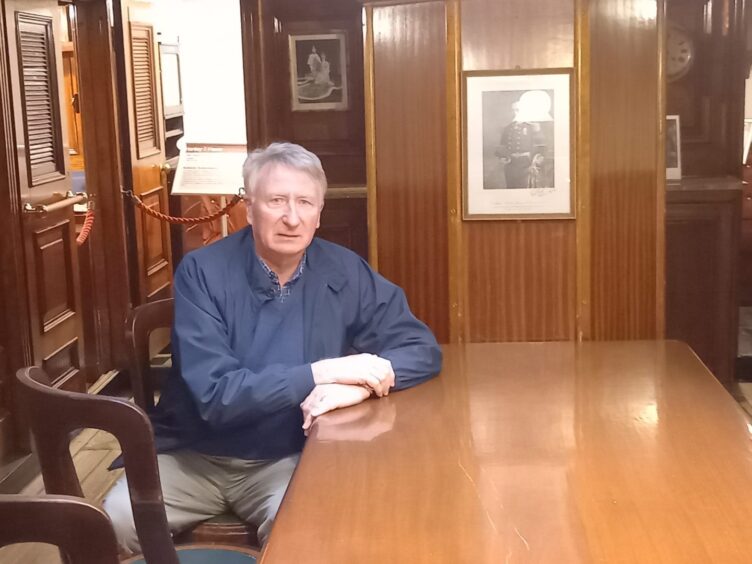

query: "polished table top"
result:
(261, 341), (752, 563)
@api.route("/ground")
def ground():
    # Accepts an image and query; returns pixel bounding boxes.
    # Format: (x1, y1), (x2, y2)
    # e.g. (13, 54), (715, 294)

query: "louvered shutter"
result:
(130, 23), (160, 159)
(16, 12), (65, 185)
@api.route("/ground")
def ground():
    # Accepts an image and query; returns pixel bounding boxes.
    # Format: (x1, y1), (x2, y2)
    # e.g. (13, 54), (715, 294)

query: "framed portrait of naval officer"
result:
(463, 69), (573, 220)
(289, 32), (349, 112)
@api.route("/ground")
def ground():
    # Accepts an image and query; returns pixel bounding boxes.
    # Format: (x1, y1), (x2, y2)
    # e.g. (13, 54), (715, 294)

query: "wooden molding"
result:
(446, 0), (464, 344)
(574, 0), (591, 341)
(75, 0), (133, 369)
(239, 0), (264, 148)
(355, 0), (441, 5)
(363, 5), (378, 271)
(0, 3), (34, 371)
(655, 0), (666, 339)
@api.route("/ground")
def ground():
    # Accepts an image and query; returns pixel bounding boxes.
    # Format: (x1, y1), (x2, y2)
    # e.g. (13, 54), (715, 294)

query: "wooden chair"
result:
(15, 366), (258, 564)
(126, 298), (258, 547)
(0, 494), (120, 564)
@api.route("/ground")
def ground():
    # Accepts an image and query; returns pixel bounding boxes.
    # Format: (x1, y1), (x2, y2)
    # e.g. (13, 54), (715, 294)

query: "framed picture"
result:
(159, 43), (183, 118)
(743, 118), (752, 165)
(288, 32), (348, 111)
(665, 115), (682, 181)
(463, 69), (573, 220)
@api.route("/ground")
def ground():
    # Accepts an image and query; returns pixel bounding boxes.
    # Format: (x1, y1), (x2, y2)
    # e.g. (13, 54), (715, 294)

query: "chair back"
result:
(126, 297), (174, 410)
(15, 366), (180, 564)
(0, 494), (120, 564)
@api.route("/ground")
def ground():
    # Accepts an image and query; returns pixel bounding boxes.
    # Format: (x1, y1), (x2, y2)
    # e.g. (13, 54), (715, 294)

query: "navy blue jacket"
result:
(149, 227), (442, 460)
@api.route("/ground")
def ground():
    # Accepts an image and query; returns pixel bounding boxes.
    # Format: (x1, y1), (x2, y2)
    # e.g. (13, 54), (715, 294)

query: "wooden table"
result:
(261, 341), (752, 563)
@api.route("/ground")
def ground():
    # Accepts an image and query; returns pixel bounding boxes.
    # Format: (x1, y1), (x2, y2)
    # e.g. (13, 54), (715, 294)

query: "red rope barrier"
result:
(129, 193), (243, 225)
(76, 208), (95, 246)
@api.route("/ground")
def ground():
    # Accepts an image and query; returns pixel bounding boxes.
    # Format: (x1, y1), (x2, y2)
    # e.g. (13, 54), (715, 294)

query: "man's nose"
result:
(283, 203), (301, 226)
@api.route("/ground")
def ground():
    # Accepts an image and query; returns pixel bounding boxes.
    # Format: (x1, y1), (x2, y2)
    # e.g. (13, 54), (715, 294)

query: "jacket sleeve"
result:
(350, 260), (442, 390)
(172, 257), (315, 430)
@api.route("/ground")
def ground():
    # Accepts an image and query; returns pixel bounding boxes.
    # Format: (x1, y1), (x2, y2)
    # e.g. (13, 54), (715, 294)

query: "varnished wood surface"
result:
(263, 341), (752, 563)
(119, 0), (172, 304)
(75, 0), (133, 373)
(465, 222), (575, 342)
(665, 180), (742, 388)
(589, 0), (662, 340)
(461, 0), (574, 70)
(372, 2), (449, 343)
(460, 0), (576, 342)
(574, 0), (591, 341)
(445, 0), (464, 343)
(666, 0), (746, 178)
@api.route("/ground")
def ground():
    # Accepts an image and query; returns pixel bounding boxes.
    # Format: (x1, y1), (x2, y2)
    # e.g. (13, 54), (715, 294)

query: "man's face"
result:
(246, 164), (323, 264)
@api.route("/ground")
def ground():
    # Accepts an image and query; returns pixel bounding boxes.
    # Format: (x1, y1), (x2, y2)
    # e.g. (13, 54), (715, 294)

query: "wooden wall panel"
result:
(461, 0), (574, 70)
(246, 0), (366, 186)
(465, 222), (575, 342)
(590, 0), (662, 340)
(373, 2), (449, 343)
(460, 0), (576, 341)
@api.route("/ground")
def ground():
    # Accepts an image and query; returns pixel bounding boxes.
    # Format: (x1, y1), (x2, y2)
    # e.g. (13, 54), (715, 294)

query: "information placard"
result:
(171, 143), (247, 196)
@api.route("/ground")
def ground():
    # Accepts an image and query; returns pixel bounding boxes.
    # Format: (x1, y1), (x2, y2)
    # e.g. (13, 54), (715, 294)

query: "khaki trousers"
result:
(102, 450), (299, 553)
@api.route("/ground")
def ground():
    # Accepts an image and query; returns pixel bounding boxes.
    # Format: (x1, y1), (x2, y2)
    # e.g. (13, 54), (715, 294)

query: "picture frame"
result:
(288, 32), (348, 112)
(665, 115), (682, 181)
(159, 43), (183, 119)
(743, 118), (752, 165)
(463, 69), (573, 220)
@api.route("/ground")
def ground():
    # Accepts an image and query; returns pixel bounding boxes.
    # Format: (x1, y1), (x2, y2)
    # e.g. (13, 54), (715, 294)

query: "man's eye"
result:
(299, 200), (312, 206)
(270, 198), (285, 205)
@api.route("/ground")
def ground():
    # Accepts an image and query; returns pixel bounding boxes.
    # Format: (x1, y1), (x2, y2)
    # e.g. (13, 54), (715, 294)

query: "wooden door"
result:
(119, 0), (172, 303)
(5, 0), (85, 392)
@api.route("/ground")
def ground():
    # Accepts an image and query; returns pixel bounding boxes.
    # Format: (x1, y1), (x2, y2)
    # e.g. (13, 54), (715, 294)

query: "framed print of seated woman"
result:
(289, 32), (349, 112)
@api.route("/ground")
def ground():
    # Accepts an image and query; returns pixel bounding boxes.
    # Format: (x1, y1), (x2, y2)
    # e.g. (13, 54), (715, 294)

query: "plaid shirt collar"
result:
(257, 252), (306, 302)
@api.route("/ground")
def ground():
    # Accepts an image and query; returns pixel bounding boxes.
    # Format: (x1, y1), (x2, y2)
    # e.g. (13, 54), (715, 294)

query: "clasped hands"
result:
(302, 353), (395, 433)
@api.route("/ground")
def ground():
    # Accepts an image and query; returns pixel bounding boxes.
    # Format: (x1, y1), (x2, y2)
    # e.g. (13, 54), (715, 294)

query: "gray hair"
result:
(242, 142), (327, 201)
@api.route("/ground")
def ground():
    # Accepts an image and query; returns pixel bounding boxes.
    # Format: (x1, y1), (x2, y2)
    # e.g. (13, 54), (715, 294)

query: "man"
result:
(103, 142), (442, 552)
(496, 91), (552, 189)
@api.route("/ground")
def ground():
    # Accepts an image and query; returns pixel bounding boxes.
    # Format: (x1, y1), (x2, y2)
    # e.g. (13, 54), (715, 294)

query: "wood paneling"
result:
(460, 0), (576, 342)
(666, 0), (746, 178)
(465, 222), (575, 341)
(666, 179), (741, 388)
(239, 0), (369, 269)
(6, 0), (85, 395)
(118, 1), (172, 304)
(243, 0), (366, 186)
(273, 13), (365, 185)
(445, 0), (464, 343)
(461, 0), (574, 71)
(318, 194), (367, 259)
(741, 167), (752, 306)
(75, 0), (133, 371)
(28, 215), (83, 391)
(137, 186), (171, 300)
(575, 0), (592, 340)
(372, 2), (449, 343)
(590, 0), (663, 340)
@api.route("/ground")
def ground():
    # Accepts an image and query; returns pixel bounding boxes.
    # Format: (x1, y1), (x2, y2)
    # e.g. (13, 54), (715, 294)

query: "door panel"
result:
(5, 0), (85, 392)
(120, 1), (172, 303)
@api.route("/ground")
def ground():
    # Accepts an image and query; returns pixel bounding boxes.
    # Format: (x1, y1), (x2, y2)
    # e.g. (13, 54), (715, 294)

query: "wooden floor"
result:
(0, 429), (123, 563)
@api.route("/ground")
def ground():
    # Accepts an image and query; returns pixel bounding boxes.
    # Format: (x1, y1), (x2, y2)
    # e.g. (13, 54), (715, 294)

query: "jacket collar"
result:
(242, 226), (348, 297)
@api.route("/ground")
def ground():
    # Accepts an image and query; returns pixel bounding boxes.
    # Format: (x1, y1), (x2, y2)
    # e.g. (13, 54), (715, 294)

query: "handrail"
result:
(23, 192), (88, 215)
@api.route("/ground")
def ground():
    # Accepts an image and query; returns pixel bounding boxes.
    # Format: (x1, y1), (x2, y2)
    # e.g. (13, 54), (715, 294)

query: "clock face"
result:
(667, 24), (694, 81)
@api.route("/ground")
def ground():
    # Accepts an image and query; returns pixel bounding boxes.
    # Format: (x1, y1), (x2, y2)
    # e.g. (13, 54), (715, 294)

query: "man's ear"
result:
(245, 199), (253, 226)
